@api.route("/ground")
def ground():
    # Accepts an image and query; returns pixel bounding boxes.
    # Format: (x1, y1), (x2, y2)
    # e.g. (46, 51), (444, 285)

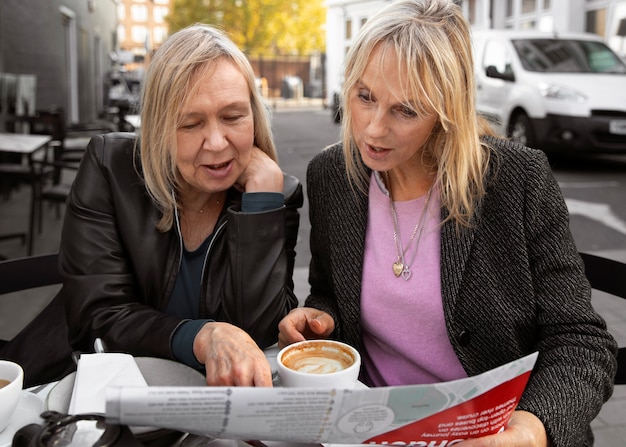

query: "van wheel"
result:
(508, 112), (536, 148)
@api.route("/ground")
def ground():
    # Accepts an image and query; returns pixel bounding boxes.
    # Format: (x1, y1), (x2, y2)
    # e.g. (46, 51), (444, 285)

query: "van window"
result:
(483, 39), (513, 75)
(511, 38), (626, 74)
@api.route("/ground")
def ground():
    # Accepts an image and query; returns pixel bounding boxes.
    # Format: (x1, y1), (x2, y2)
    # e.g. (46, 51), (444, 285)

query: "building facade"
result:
(0, 0), (118, 127)
(325, 0), (626, 105)
(116, 0), (170, 68)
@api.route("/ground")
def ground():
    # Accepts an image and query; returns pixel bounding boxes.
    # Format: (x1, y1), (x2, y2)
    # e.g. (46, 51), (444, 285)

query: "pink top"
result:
(360, 172), (467, 386)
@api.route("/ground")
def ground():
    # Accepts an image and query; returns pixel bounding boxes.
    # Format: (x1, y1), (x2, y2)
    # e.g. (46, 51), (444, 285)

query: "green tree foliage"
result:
(166, 0), (326, 56)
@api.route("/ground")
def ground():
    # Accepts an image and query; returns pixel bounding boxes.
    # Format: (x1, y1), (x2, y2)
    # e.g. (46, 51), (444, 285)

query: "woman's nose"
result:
(202, 123), (228, 151)
(366, 108), (389, 137)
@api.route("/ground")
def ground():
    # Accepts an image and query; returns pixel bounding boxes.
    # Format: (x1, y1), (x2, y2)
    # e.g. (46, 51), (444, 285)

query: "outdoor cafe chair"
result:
(580, 252), (626, 385)
(0, 252), (74, 387)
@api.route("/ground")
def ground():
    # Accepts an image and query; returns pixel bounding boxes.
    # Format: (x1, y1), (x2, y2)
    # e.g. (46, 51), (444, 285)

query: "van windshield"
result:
(512, 39), (626, 74)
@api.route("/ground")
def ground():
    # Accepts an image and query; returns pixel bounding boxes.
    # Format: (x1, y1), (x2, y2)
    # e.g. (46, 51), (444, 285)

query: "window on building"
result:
(586, 8), (607, 36)
(154, 6), (168, 23)
(506, 0), (514, 17)
(154, 26), (168, 45)
(345, 19), (352, 40)
(544, 0), (551, 9)
(522, 0), (536, 14)
(131, 4), (148, 22)
(132, 25), (148, 44)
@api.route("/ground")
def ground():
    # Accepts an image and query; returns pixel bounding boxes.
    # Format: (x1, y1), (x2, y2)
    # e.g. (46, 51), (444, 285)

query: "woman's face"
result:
(349, 46), (438, 175)
(176, 59), (254, 194)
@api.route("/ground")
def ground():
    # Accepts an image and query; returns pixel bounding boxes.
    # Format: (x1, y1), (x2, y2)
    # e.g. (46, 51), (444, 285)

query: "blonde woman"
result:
(59, 24), (303, 386)
(278, 0), (616, 445)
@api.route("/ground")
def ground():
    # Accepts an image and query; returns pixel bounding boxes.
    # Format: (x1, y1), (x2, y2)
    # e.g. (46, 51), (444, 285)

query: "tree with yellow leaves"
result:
(166, 0), (325, 56)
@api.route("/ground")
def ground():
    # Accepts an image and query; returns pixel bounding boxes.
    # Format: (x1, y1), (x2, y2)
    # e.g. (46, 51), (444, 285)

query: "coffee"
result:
(0, 378), (10, 389)
(281, 342), (354, 374)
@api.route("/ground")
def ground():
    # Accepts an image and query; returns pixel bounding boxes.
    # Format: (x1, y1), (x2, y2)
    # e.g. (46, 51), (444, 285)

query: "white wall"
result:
(325, 0), (389, 104)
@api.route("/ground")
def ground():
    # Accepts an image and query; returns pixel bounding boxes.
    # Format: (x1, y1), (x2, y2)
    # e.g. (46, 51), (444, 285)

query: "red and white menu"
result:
(106, 352), (537, 445)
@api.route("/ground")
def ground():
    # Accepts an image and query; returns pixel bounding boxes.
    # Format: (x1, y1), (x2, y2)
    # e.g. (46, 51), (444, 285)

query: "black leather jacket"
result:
(59, 133), (303, 360)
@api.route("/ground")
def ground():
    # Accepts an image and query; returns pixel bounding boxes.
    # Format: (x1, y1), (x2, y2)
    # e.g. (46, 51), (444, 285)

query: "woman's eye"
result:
(223, 114), (244, 122)
(180, 121), (200, 129)
(397, 106), (418, 118)
(357, 91), (373, 103)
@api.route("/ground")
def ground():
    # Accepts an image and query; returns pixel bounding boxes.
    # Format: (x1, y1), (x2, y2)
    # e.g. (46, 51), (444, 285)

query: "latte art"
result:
(288, 356), (348, 374)
(281, 343), (355, 375)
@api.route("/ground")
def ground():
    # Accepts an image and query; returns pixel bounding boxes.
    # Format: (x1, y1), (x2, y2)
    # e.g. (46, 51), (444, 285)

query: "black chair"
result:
(580, 252), (626, 385)
(0, 252), (75, 387)
(0, 252), (61, 295)
(31, 155), (78, 234)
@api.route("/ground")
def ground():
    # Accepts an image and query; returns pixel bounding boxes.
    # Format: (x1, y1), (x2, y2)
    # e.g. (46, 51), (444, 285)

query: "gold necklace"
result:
(387, 175), (433, 281)
(181, 196), (222, 214)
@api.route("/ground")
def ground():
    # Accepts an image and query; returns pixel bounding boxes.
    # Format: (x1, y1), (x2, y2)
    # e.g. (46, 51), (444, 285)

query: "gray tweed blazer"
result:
(304, 136), (617, 447)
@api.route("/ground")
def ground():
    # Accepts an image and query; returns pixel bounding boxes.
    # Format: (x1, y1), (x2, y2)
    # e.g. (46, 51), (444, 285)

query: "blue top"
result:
(169, 192), (284, 369)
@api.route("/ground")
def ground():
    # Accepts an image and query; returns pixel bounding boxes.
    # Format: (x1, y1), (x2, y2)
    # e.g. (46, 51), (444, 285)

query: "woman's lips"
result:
(202, 159), (233, 179)
(364, 142), (392, 160)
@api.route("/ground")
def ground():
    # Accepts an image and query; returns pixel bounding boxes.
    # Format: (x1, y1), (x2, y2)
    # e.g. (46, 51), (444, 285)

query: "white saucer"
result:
(0, 392), (45, 447)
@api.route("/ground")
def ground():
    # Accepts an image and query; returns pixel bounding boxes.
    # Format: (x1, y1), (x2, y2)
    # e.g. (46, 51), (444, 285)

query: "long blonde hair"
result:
(341, 0), (493, 228)
(138, 24), (276, 231)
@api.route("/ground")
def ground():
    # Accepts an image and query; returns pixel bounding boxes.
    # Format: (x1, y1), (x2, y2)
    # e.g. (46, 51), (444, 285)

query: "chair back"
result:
(0, 252), (61, 294)
(580, 252), (626, 385)
(0, 253), (75, 387)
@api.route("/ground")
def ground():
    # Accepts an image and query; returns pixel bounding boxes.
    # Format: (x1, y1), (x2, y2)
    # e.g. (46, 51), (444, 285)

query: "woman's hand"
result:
(235, 147), (283, 193)
(278, 307), (335, 348)
(193, 322), (272, 387)
(456, 411), (549, 447)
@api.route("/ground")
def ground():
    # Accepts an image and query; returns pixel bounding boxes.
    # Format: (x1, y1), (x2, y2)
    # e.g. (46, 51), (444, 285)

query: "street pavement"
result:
(0, 99), (624, 445)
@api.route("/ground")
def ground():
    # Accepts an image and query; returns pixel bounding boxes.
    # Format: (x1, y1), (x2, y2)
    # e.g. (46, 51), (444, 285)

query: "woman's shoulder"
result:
(309, 142), (345, 170)
(86, 131), (137, 157)
(81, 132), (140, 181)
(482, 135), (552, 180)
(482, 135), (548, 164)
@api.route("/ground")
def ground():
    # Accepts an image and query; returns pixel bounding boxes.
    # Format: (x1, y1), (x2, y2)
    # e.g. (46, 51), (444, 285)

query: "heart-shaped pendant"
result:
(392, 262), (403, 277)
(401, 268), (412, 281)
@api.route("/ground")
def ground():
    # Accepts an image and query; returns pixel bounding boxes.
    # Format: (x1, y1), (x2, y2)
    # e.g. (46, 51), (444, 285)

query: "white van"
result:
(472, 29), (626, 155)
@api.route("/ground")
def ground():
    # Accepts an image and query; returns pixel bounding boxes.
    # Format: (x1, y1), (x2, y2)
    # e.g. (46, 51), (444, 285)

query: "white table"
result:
(0, 133), (52, 156)
(0, 133), (52, 256)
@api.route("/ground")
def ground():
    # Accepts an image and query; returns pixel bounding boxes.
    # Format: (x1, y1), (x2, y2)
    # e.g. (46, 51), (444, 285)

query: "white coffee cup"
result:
(276, 339), (360, 388)
(0, 360), (24, 433)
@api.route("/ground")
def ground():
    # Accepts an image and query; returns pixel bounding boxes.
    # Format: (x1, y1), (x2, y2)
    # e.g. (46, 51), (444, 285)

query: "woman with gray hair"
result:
(59, 24), (303, 387)
(278, 0), (616, 445)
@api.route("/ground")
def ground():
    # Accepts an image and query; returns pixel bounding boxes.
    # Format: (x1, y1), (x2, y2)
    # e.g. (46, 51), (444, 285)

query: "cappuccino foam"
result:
(281, 342), (354, 374)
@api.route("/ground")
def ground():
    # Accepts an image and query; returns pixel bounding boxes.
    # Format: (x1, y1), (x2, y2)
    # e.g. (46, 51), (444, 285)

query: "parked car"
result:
(472, 29), (626, 155)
